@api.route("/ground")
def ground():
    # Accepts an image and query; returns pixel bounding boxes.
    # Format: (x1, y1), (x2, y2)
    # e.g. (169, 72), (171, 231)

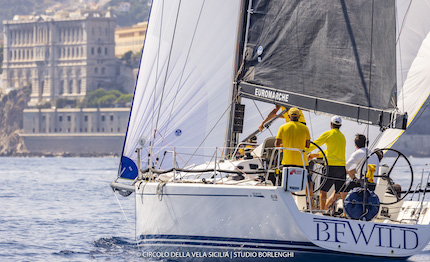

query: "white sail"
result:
(121, 0), (242, 176)
(375, 0), (430, 149)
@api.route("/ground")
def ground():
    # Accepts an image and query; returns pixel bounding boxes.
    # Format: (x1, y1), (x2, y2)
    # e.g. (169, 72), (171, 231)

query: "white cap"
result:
(331, 115), (342, 125)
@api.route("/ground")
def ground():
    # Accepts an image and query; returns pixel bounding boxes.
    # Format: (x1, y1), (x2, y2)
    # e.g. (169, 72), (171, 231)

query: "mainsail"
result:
(238, 0), (406, 129)
(119, 1), (242, 179)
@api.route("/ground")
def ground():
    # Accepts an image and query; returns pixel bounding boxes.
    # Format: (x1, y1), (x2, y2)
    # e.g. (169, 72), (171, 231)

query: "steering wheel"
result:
(363, 148), (413, 205)
(292, 141), (329, 196)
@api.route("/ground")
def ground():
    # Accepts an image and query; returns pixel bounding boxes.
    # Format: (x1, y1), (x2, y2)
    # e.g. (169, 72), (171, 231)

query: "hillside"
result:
(0, 87), (30, 156)
(0, 0), (152, 30)
(0, 0), (68, 25)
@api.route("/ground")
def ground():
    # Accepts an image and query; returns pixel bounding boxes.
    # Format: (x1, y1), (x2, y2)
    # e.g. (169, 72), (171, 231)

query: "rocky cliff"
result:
(0, 88), (30, 156)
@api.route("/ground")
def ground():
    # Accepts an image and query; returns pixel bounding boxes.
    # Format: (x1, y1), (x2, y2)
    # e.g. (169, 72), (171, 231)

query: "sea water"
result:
(0, 157), (430, 261)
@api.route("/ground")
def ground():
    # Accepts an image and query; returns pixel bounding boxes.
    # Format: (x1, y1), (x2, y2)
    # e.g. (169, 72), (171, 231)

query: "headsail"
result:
(119, 0), (243, 179)
(375, 0), (430, 149)
(238, 0), (406, 129)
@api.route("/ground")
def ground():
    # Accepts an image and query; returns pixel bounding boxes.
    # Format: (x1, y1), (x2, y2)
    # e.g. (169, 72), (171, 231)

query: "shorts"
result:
(344, 180), (361, 192)
(320, 166), (346, 193)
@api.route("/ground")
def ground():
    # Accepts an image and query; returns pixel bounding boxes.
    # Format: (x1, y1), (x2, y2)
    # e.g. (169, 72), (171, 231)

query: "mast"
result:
(226, 0), (252, 153)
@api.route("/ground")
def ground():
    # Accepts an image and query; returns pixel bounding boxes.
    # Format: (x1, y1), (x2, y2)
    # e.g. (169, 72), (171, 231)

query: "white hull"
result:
(134, 182), (430, 259)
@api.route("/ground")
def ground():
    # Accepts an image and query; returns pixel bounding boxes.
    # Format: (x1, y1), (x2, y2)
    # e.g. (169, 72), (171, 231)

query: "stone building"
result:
(2, 10), (116, 106)
(21, 107), (130, 154)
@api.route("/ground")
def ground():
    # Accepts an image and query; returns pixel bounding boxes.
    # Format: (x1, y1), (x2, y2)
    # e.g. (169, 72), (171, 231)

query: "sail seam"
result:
(163, 0), (207, 140)
(153, 0), (182, 144)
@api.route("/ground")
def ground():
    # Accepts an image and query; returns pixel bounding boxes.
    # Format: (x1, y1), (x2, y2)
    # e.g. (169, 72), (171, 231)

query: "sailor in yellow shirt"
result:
(275, 108), (311, 205)
(259, 105), (306, 132)
(307, 115), (346, 210)
(275, 109), (310, 166)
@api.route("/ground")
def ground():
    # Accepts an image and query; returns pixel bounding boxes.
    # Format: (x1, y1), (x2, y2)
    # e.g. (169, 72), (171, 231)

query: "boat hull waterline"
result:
(133, 182), (430, 258)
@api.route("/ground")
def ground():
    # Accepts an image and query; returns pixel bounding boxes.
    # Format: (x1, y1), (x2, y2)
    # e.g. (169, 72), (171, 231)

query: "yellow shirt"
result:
(307, 128), (346, 166)
(281, 106), (306, 124)
(276, 121), (310, 166)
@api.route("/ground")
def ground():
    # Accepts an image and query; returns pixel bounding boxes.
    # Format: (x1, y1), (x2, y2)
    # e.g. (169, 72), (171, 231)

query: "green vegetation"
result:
(77, 88), (132, 108)
(121, 50), (142, 68)
(56, 98), (76, 108)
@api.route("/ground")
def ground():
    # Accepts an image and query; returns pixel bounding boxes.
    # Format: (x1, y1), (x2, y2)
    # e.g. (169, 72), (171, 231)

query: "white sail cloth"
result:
(122, 0), (242, 170)
(375, 0), (430, 149)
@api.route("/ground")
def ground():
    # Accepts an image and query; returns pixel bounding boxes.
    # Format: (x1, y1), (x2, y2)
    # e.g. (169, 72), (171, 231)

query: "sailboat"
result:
(111, 0), (430, 258)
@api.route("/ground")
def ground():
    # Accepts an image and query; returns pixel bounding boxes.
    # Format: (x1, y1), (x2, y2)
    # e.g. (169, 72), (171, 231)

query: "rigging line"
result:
(252, 99), (274, 137)
(182, 100), (235, 169)
(155, 129), (187, 164)
(366, 0), (375, 150)
(396, 0), (412, 113)
(153, 0), (182, 146)
(216, 147), (250, 178)
(151, 0), (165, 146)
(294, 0), (306, 95)
(163, 0), (207, 139)
(340, 0), (371, 108)
(396, 0), (413, 45)
(112, 190), (137, 249)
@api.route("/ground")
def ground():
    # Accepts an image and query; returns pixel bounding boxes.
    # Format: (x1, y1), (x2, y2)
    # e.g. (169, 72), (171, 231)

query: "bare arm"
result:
(259, 105), (282, 132)
(275, 138), (282, 147)
(347, 169), (357, 179)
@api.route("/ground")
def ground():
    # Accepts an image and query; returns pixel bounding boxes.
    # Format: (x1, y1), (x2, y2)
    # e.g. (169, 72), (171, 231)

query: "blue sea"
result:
(1, 157), (430, 261)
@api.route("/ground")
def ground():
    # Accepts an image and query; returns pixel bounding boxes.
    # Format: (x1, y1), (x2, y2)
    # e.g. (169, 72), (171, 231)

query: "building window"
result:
(94, 67), (98, 74)
(67, 115), (71, 121)
(97, 47), (101, 54)
(101, 67), (105, 74)
(59, 116), (63, 122)
(91, 47), (94, 55)
(84, 115), (88, 121)
(110, 115), (114, 121)
(105, 47), (107, 55)
(101, 115), (105, 121)
(60, 80), (64, 95)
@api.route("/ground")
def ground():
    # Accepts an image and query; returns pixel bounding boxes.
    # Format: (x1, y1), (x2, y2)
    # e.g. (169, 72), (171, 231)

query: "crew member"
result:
(259, 105), (306, 132)
(307, 116), (346, 210)
(344, 134), (381, 191)
(275, 108), (311, 200)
